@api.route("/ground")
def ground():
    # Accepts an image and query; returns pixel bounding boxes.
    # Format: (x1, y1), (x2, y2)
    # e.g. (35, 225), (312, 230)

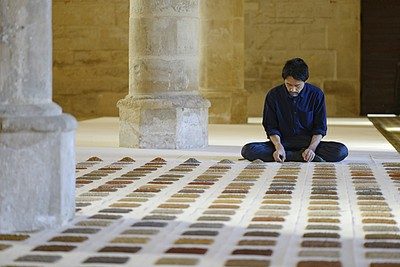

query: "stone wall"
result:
(53, 0), (129, 119)
(53, 0), (360, 120)
(244, 0), (360, 117)
(200, 0), (248, 124)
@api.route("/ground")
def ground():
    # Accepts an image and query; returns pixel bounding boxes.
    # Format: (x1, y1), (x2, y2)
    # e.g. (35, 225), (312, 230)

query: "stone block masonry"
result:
(244, 0), (360, 117)
(52, 0), (129, 120)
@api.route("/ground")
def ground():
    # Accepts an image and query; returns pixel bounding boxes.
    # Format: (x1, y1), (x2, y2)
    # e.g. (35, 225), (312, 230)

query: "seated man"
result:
(241, 58), (348, 162)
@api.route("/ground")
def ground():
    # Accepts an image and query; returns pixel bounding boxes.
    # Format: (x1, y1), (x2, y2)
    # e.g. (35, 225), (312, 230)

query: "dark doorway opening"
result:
(361, 0), (400, 115)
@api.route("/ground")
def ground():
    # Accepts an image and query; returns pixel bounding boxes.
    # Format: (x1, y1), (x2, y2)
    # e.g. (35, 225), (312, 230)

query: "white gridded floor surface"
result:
(0, 150), (400, 267)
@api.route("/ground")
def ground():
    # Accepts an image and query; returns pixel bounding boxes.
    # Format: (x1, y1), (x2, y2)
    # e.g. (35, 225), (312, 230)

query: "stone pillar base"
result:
(201, 90), (249, 124)
(118, 95), (210, 149)
(0, 114), (77, 233)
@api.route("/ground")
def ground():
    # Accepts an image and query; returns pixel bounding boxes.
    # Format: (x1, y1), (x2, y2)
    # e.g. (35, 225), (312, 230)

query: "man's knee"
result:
(336, 143), (348, 162)
(241, 143), (254, 160)
(327, 142), (348, 162)
(318, 142), (348, 162)
(241, 142), (275, 162)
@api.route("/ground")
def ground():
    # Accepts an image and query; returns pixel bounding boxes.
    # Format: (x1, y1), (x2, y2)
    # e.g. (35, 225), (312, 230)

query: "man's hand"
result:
(302, 148), (315, 162)
(304, 135), (323, 162)
(273, 144), (286, 163)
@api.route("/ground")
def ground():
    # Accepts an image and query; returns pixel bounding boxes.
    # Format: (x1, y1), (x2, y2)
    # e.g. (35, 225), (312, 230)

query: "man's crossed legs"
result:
(241, 136), (348, 162)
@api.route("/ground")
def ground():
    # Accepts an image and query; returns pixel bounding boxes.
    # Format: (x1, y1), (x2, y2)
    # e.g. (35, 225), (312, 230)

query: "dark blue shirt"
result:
(262, 83), (327, 139)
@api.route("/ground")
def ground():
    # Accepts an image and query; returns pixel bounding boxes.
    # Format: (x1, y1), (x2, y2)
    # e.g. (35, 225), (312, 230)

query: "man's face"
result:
(284, 76), (305, 97)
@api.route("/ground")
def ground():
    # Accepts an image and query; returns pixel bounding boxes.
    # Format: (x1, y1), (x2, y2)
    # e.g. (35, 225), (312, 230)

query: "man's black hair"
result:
(281, 58), (309, 82)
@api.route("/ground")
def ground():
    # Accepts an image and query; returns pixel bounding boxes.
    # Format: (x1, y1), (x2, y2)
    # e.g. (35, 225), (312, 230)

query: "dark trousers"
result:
(241, 136), (348, 162)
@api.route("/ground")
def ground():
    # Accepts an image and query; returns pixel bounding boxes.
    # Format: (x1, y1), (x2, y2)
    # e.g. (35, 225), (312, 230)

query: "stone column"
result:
(200, 0), (248, 124)
(118, 0), (210, 149)
(0, 0), (76, 232)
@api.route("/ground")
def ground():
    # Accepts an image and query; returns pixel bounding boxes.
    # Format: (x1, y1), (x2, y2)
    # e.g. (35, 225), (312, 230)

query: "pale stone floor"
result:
(76, 117), (397, 161)
(1, 117), (400, 267)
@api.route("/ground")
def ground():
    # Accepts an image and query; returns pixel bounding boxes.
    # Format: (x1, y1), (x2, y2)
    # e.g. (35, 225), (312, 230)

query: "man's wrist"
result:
(307, 146), (316, 152)
(275, 143), (283, 150)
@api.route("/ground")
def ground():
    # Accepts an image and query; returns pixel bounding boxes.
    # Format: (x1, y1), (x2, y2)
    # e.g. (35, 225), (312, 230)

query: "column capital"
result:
(131, 0), (199, 17)
(0, 102), (62, 117)
(0, 114), (76, 134)
(118, 94), (210, 110)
